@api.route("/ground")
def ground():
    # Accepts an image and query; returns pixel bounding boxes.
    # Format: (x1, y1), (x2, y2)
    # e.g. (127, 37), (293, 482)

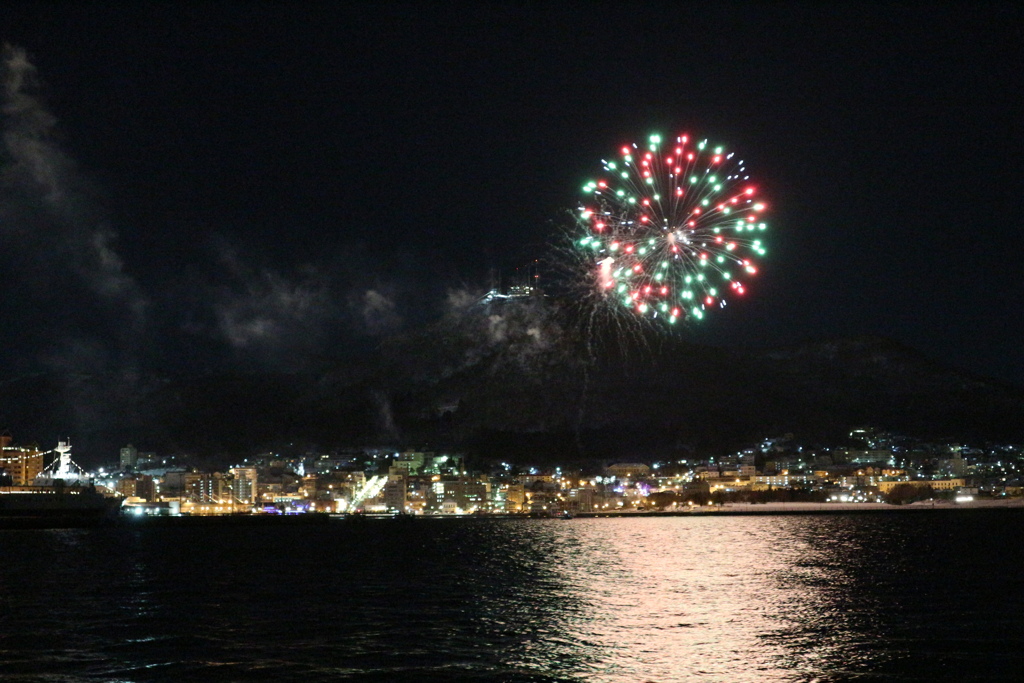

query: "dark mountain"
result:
(3, 295), (1022, 465)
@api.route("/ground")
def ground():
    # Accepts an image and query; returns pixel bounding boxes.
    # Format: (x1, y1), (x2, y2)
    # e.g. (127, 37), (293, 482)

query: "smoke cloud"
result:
(206, 240), (338, 368)
(0, 45), (147, 327)
(446, 287), (480, 312)
(361, 289), (401, 335)
(0, 45), (154, 448)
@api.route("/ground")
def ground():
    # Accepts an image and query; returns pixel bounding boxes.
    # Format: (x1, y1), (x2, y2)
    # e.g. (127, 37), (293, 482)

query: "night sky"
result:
(2, 3), (1022, 388)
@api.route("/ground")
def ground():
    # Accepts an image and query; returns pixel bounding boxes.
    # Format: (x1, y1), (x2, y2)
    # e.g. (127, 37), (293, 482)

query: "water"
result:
(2, 512), (1022, 682)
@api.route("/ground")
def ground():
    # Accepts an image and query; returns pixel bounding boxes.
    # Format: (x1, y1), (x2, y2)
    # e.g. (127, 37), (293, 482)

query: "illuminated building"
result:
(119, 444), (139, 471)
(430, 479), (487, 513)
(298, 474), (322, 499)
(158, 470), (188, 498)
(495, 483), (525, 512)
(422, 454), (460, 476)
(383, 471), (407, 512)
(705, 476), (755, 492)
(754, 474), (820, 489)
(393, 451), (426, 475)
(116, 474), (156, 501)
(876, 479), (965, 493)
(183, 472), (232, 503)
(518, 472), (555, 488)
(0, 435), (45, 486)
(526, 491), (553, 514)
(229, 467), (258, 503)
(606, 463), (651, 479)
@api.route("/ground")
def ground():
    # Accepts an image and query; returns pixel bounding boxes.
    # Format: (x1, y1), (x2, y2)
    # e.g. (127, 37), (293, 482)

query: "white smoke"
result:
(488, 314), (507, 342)
(212, 242), (332, 354)
(446, 287), (480, 312)
(362, 289), (401, 335)
(372, 389), (399, 441)
(0, 45), (148, 328)
(1, 46), (62, 199)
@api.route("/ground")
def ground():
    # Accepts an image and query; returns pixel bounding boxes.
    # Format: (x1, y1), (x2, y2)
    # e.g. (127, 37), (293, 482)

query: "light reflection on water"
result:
(495, 518), (876, 682)
(1, 514), (1023, 682)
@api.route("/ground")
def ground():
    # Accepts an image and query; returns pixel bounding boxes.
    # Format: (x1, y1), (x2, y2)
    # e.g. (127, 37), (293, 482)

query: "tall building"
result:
(116, 474), (156, 501)
(120, 444), (139, 471)
(183, 472), (233, 503)
(383, 472), (407, 512)
(229, 467), (258, 503)
(495, 483), (525, 512)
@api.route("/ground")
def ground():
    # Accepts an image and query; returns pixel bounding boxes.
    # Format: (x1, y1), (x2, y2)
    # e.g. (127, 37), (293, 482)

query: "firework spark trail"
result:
(543, 132), (770, 453)
(545, 221), (651, 456)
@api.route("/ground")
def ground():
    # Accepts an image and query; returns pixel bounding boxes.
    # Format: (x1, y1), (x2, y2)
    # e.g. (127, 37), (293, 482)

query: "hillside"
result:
(3, 296), (1023, 464)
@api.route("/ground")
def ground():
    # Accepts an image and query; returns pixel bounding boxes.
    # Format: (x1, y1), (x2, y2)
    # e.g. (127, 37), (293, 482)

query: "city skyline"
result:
(5, 423), (1022, 520)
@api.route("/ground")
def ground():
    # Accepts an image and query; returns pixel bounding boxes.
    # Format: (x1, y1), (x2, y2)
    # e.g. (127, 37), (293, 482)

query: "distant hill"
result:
(3, 295), (1023, 464)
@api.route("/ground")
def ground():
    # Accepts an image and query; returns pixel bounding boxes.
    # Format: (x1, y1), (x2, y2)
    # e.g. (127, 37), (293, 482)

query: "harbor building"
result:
(0, 435), (45, 486)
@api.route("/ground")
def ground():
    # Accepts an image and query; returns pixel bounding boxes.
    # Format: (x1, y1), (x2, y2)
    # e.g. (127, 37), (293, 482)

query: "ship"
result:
(0, 440), (121, 527)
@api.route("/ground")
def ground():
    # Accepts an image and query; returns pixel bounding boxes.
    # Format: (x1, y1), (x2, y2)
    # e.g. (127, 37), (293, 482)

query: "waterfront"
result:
(2, 512), (1023, 682)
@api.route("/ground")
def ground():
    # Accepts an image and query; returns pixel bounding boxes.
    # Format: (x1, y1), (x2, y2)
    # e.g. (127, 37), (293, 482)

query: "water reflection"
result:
(3, 515), (1022, 682)
(495, 517), (888, 682)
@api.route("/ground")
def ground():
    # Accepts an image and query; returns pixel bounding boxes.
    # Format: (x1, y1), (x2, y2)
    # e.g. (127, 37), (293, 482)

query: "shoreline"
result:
(3, 499), (1022, 529)
(574, 499), (1024, 516)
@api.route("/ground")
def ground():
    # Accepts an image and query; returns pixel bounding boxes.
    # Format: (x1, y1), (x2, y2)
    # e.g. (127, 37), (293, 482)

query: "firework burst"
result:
(576, 133), (768, 324)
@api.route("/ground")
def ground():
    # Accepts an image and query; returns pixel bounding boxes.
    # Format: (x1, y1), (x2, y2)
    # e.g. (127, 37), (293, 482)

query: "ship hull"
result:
(0, 486), (121, 528)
